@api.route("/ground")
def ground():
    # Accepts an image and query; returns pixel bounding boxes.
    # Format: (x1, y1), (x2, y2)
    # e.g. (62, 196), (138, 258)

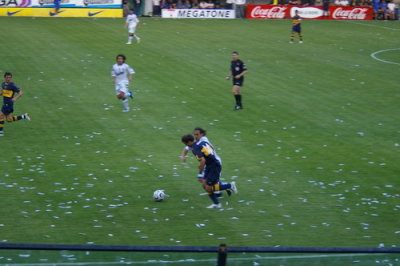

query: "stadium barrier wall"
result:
(0, 7), (122, 17)
(1, 243), (400, 253)
(1, 243), (399, 266)
(246, 5), (373, 20)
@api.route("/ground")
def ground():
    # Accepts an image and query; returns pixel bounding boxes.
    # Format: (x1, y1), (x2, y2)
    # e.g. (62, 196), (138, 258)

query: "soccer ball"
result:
(153, 190), (166, 202)
(117, 91), (125, 99)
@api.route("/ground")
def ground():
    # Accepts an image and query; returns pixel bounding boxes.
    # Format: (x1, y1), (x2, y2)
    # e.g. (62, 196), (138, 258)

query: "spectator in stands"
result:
(387, 1), (396, 19)
(160, 0), (168, 8)
(373, 0), (382, 19)
(206, 0), (215, 8)
(176, 0), (184, 8)
(199, 0), (208, 8)
(183, 0), (191, 8)
(235, 0), (246, 18)
(322, 0), (329, 18)
(335, 0), (349, 6)
(192, 0), (200, 7)
(54, 0), (60, 14)
(288, 0), (300, 5)
(358, 0), (371, 6)
(153, 0), (161, 15)
(301, 0), (314, 6)
(380, 0), (388, 19)
(169, 0), (176, 8)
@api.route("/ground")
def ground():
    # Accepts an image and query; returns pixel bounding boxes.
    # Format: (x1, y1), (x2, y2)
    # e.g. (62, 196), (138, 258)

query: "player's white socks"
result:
(122, 99), (129, 110)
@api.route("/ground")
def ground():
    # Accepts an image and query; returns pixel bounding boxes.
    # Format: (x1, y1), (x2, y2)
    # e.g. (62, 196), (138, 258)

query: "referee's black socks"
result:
(234, 94), (242, 107)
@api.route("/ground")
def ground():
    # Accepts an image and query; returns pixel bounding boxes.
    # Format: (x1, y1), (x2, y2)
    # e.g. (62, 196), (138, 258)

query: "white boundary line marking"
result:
(341, 20), (400, 31)
(1, 253), (395, 265)
(370, 48), (400, 65)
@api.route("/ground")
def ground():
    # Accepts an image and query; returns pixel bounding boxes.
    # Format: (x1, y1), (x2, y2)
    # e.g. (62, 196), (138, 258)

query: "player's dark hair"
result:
(181, 134), (195, 144)
(232, 51), (239, 55)
(194, 127), (206, 136)
(116, 54), (126, 62)
(4, 72), (12, 78)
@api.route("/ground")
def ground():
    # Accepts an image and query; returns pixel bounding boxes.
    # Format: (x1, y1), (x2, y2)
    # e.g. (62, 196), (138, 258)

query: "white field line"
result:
(370, 48), (400, 65)
(341, 20), (400, 31)
(1, 253), (394, 265)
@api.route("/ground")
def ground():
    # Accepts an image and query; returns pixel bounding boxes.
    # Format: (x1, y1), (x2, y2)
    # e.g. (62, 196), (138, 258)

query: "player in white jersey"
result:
(125, 9), (141, 44)
(180, 127), (232, 198)
(111, 54), (135, 112)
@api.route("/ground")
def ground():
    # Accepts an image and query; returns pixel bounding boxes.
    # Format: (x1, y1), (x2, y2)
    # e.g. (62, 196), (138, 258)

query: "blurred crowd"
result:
(372, 0), (397, 19)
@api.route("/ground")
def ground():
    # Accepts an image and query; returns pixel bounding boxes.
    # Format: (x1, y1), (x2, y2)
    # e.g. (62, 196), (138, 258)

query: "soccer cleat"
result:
(206, 203), (222, 209)
(128, 90), (134, 99)
(122, 108), (130, 112)
(299, 40), (303, 44)
(290, 40), (294, 44)
(234, 105), (241, 111)
(0, 131), (3, 137)
(126, 42), (132, 45)
(226, 189), (232, 197)
(230, 181), (238, 194)
(24, 113), (31, 121)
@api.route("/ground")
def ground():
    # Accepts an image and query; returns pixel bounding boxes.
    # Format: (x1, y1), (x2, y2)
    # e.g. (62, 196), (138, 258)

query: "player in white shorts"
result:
(111, 54), (135, 112)
(125, 9), (141, 44)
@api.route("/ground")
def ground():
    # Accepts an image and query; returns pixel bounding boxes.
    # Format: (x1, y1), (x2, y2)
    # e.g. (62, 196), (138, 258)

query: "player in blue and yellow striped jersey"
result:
(0, 72), (30, 137)
(181, 134), (238, 209)
(290, 10), (303, 44)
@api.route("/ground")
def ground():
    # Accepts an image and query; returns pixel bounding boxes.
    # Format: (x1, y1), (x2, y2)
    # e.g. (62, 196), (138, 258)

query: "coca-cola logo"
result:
(250, 6), (287, 19)
(332, 7), (368, 20)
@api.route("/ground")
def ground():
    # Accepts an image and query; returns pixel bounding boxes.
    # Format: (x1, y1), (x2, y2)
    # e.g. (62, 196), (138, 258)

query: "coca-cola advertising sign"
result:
(246, 5), (372, 20)
(330, 6), (372, 20)
(247, 5), (288, 19)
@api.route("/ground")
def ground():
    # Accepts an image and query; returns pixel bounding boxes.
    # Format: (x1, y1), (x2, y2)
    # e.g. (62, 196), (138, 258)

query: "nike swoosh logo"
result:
(49, 11), (64, 16)
(7, 10), (22, 16)
(88, 11), (103, 16)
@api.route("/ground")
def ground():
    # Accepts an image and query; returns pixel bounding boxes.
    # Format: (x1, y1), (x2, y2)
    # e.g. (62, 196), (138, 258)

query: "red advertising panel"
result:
(246, 5), (289, 19)
(329, 6), (372, 20)
(246, 5), (372, 20)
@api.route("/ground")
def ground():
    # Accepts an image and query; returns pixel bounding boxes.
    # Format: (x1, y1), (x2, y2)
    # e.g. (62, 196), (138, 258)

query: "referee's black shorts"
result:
(233, 77), (244, 86)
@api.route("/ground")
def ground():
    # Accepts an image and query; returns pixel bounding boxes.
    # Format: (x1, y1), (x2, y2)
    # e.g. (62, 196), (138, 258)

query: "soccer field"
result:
(0, 16), (399, 263)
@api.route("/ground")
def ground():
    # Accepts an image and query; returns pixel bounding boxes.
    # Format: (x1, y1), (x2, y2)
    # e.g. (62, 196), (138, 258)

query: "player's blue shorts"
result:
(1, 103), (14, 115)
(205, 164), (221, 186)
(233, 77), (244, 87)
(292, 25), (301, 33)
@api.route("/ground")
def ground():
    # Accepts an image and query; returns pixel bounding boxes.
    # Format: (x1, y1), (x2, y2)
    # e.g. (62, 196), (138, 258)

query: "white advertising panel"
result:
(162, 9), (235, 19)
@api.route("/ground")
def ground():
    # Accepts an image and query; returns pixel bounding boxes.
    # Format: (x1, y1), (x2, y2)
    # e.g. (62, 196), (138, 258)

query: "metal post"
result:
(217, 243), (227, 266)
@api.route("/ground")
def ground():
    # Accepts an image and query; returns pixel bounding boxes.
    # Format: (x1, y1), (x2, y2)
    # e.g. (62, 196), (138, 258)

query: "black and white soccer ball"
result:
(153, 190), (166, 202)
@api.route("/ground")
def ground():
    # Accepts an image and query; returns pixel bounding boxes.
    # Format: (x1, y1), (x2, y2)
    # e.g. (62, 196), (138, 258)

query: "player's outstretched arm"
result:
(12, 89), (23, 102)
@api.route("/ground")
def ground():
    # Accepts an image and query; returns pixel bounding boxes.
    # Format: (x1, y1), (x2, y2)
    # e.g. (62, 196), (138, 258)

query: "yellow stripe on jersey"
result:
(2, 89), (14, 98)
(201, 144), (213, 156)
(293, 19), (301, 24)
(213, 183), (220, 192)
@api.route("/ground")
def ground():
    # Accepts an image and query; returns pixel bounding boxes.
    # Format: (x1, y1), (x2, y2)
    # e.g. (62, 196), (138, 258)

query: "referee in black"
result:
(226, 51), (248, 110)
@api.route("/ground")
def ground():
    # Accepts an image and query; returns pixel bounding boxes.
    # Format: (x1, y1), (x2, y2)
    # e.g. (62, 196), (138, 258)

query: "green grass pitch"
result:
(0, 16), (399, 264)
